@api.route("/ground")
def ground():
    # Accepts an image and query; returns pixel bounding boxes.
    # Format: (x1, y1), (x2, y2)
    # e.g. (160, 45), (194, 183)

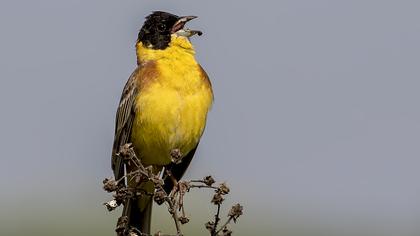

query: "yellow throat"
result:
(131, 35), (213, 167)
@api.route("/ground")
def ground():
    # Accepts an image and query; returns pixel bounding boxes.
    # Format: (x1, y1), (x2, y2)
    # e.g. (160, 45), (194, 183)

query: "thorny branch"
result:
(103, 143), (243, 236)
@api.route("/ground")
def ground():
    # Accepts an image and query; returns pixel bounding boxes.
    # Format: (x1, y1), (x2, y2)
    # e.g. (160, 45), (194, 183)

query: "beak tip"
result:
(181, 15), (198, 21)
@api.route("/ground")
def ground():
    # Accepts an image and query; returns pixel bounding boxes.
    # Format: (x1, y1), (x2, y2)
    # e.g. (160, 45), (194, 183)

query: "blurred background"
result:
(1, 0), (420, 235)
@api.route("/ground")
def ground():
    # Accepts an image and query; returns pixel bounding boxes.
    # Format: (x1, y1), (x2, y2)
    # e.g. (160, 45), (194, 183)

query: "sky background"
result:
(1, 0), (420, 235)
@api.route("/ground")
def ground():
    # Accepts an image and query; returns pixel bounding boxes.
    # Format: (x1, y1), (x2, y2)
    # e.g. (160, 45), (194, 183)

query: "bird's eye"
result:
(157, 23), (166, 32)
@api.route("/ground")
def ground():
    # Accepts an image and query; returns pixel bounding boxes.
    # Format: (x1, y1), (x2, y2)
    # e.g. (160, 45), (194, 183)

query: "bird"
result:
(111, 11), (213, 234)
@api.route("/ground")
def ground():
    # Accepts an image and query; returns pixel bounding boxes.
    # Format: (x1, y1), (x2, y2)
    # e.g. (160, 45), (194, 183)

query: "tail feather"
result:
(123, 145), (198, 234)
(128, 196), (153, 234)
(163, 146), (197, 193)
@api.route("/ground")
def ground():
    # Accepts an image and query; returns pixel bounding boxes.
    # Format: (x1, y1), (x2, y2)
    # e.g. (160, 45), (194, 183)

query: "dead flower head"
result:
(118, 143), (134, 160)
(228, 203), (243, 223)
(153, 189), (166, 205)
(179, 216), (190, 224)
(104, 199), (119, 211)
(203, 175), (215, 186)
(217, 183), (230, 195)
(103, 178), (118, 192)
(205, 221), (215, 232)
(211, 193), (224, 205)
(221, 226), (233, 236)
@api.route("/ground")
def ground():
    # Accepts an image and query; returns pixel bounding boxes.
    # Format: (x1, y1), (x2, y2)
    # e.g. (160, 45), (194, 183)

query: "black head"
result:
(137, 11), (202, 50)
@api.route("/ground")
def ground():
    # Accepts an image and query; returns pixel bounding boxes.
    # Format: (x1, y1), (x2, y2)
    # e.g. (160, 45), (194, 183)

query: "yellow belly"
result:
(131, 62), (212, 166)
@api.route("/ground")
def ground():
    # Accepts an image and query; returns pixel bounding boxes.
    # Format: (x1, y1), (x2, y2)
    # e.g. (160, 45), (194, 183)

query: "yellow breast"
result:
(131, 36), (213, 166)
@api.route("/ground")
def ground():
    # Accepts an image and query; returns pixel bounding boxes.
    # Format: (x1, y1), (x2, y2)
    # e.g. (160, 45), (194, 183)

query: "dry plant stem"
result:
(179, 191), (186, 215)
(104, 144), (243, 236)
(116, 169), (146, 184)
(164, 171), (183, 236)
(189, 184), (218, 190)
(215, 217), (234, 235)
(211, 204), (221, 236)
(166, 196), (182, 236)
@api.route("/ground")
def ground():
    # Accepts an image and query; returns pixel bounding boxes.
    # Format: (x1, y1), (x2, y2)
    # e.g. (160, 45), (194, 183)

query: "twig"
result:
(166, 196), (183, 236)
(189, 184), (218, 190)
(211, 204), (221, 236)
(215, 216), (233, 235)
(103, 144), (243, 236)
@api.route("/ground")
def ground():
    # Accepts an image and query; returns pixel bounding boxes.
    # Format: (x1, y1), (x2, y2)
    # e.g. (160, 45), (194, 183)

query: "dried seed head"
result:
(114, 187), (131, 204)
(104, 199), (119, 211)
(168, 207), (175, 214)
(211, 193), (224, 205)
(203, 175), (215, 186)
(228, 203), (244, 223)
(170, 148), (183, 164)
(119, 143), (134, 160)
(221, 227), (233, 236)
(205, 221), (215, 232)
(153, 189), (166, 205)
(115, 216), (129, 233)
(103, 178), (118, 192)
(217, 183), (230, 195)
(179, 216), (190, 224)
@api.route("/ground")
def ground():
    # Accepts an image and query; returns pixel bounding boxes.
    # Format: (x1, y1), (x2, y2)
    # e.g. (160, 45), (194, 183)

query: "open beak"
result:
(171, 15), (203, 37)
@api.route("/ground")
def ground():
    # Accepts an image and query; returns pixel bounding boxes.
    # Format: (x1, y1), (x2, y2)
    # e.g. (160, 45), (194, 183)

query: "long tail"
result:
(128, 197), (152, 234)
(117, 196), (152, 235)
(121, 169), (154, 235)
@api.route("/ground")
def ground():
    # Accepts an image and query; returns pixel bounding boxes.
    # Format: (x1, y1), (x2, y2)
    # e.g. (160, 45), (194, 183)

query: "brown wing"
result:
(111, 67), (140, 181)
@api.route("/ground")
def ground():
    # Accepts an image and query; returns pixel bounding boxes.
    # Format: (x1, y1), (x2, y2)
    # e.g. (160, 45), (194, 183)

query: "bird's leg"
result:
(170, 148), (183, 164)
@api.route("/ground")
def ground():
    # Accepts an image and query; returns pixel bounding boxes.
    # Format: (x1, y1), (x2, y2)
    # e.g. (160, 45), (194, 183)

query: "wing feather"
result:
(111, 67), (140, 181)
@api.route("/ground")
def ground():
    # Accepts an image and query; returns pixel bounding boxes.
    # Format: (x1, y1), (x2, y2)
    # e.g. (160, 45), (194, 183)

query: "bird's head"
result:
(137, 11), (202, 50)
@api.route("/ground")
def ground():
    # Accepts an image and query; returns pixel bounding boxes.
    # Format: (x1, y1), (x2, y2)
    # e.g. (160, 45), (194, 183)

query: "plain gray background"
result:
(1, 0), (419, 235)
